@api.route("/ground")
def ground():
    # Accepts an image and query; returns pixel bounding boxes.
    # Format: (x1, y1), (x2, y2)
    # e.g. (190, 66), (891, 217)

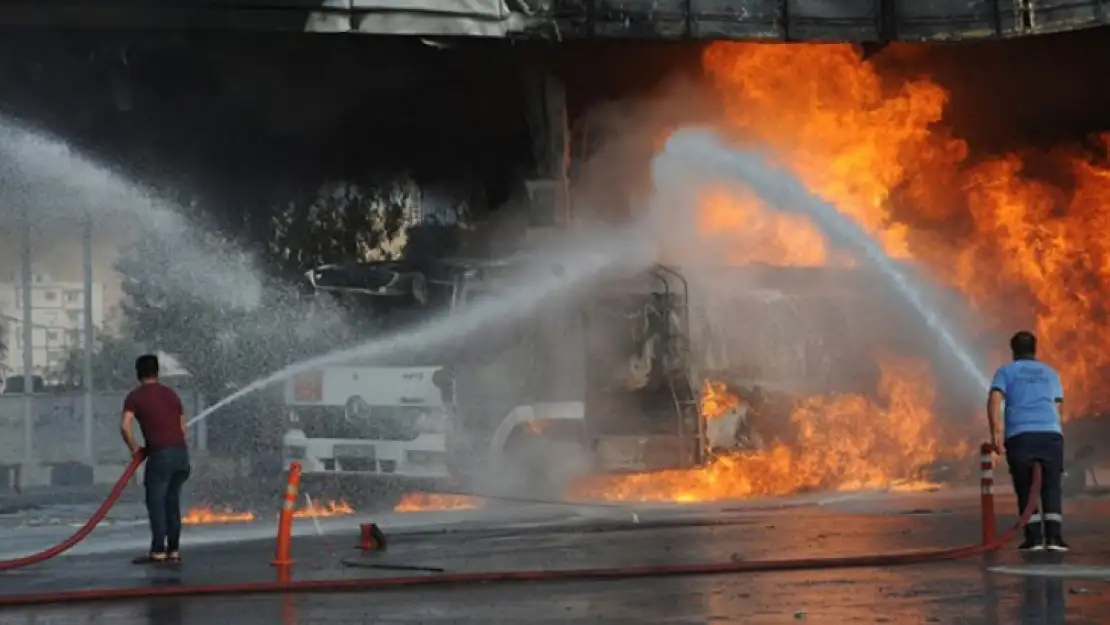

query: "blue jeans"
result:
(144, 446), (191, 553)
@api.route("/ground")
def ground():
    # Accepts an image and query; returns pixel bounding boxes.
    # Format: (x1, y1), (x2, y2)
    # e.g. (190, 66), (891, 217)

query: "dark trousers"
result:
(144, 445), (191, 553)
(1006, 432), (1064, 538)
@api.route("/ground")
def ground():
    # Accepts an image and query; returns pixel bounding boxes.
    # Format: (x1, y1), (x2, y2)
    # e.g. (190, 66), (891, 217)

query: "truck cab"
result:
(281, 364), (449, 481)
(437, 258), (711, 497)
(280, 260), (455, 490)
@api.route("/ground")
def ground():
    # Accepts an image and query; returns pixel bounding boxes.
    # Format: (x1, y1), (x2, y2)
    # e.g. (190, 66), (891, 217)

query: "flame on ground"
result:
(182, 499), (354, 525)
(696, 42), (1110, 416)
(394, 492), (485, 512)
(182, 507), (256, 525)
(292, 499), (354, 518)
(567, 353), (946, 503)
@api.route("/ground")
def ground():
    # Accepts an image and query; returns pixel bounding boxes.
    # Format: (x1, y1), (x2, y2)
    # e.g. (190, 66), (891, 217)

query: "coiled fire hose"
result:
(0, 459), (1043, 608)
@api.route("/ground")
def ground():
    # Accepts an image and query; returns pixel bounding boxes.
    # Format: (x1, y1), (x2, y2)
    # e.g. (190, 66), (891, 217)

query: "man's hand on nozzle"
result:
(131, 447), (147, 460)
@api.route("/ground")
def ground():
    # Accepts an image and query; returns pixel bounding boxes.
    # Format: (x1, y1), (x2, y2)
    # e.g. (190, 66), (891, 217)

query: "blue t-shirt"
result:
(989, 359), (1063, 439)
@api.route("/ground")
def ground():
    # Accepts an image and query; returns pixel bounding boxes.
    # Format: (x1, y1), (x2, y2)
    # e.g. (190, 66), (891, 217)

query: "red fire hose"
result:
(0, 453), (144, 571)
(0, 460), (1043, 608)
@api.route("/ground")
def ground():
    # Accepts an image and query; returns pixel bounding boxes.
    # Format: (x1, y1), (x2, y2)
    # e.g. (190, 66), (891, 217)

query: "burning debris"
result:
(702, 379), (764, 451)
(393, 493), (485, 512)
(567, 353), (955, 503)
(697, 42), (1110, 416)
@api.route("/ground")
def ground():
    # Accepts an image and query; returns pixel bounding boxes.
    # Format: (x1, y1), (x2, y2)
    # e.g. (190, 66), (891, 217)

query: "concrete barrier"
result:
(0, 390), (207, 489)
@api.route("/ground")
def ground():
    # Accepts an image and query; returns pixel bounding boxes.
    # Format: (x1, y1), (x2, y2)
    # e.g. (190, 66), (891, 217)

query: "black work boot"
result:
(1044, 521), (1070, 552)
(1018, 523), (1044, 552)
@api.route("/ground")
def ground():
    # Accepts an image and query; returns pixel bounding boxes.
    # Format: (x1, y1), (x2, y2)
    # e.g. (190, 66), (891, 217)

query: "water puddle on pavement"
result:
(990, 564), (1110, 581)
(893, 508), (953, 516)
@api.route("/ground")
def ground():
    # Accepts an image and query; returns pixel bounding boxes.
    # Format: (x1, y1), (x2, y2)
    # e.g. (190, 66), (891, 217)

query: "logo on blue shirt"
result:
(990, 359), (1063, 439)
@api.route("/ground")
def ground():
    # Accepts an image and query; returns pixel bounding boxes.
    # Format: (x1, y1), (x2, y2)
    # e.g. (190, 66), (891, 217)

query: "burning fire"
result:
(182, 499), (354, 525)
(292, 499), (354, 518)
(572, 41), (1107, 504)
(568, 353), (946, 502)
(394, 492), (485, 512)
(182, 507), (256, 525)
(700, 379), (740, 420)
(697, 42), (1110, 415)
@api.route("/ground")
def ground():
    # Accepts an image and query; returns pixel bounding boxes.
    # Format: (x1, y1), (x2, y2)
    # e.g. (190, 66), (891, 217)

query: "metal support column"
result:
(82, 218), (95, 462)
(543, 74), (569, 226)
(521, 69), (570, 228)
(20, 208), (34, 467)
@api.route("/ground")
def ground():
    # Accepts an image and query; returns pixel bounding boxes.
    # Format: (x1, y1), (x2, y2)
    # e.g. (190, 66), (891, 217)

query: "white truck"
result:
(280, 261), (454, 490)
(281, 364), (450, 481)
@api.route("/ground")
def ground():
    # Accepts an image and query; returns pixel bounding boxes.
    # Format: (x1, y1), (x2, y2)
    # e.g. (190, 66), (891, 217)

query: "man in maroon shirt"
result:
(121, 354), (191, 564)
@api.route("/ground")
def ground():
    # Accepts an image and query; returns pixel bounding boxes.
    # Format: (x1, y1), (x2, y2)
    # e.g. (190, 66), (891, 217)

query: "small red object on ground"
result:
(358, 523), (388, 551)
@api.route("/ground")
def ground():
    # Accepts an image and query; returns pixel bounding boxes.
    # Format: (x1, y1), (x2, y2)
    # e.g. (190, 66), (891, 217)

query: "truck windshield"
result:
(311, 283), (455, 366)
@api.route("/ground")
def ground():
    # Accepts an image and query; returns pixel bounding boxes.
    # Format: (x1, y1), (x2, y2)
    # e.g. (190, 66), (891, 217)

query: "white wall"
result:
(0, 389), (206, 466)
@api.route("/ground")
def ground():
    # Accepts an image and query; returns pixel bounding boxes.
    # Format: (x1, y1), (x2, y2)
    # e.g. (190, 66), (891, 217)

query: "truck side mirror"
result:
(432, 367), (455, 389)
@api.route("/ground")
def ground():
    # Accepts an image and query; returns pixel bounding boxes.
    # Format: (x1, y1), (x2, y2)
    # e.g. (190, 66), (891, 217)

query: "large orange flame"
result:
(697, 42), (1110, 415)
(571, 41), (1109, 504)
(568, 352), (944, 503)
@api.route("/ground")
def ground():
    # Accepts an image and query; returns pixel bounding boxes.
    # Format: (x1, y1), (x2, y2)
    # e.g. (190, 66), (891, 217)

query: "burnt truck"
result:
(286, 253), (711, 495)
(288, 247), (938, 496)
(442, 256), (707, 496)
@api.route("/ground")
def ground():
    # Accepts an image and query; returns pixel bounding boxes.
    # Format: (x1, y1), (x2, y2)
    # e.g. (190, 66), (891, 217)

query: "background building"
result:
(0, 270), (105, 382)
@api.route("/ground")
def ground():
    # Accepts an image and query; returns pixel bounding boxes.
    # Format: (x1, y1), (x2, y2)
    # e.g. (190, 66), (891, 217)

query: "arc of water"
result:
(656, 130), (990, 392)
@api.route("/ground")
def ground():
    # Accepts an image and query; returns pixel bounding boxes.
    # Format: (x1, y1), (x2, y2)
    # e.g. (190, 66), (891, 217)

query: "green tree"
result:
(54, 332), (149, 391)
(114, 177), (420, 399)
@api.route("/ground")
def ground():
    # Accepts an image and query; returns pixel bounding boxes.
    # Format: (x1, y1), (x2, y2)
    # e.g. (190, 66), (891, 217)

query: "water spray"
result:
(188, 228), (656, 426)
(657, 129), (991, 392)
(0, 115), (263, 310)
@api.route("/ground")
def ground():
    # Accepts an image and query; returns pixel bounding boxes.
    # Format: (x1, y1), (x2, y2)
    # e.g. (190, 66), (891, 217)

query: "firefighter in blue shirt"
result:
(987, 331), (1068, 552)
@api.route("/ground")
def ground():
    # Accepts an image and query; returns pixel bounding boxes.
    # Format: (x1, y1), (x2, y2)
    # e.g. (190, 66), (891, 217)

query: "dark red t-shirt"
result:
(124, 382), (187, 453)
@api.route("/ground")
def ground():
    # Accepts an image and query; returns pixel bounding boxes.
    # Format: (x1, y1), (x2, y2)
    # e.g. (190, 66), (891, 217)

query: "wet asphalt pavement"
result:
(0, 489), (1107, 624)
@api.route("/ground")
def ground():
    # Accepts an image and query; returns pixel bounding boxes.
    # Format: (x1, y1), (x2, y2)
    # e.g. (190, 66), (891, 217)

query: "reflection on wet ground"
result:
(1, 568), (1104, 625)
(0, 491), (1106, 624)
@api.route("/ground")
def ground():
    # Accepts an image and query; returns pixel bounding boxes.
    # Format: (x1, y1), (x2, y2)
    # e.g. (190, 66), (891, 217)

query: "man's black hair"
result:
(1010, 331), (1037, 359)
(135, 354), (160, 381)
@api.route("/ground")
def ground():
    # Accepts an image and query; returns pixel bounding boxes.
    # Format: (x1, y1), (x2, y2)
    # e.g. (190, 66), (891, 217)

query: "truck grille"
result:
(292, 406), (423, 441)
(338, 458), (377, 472)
